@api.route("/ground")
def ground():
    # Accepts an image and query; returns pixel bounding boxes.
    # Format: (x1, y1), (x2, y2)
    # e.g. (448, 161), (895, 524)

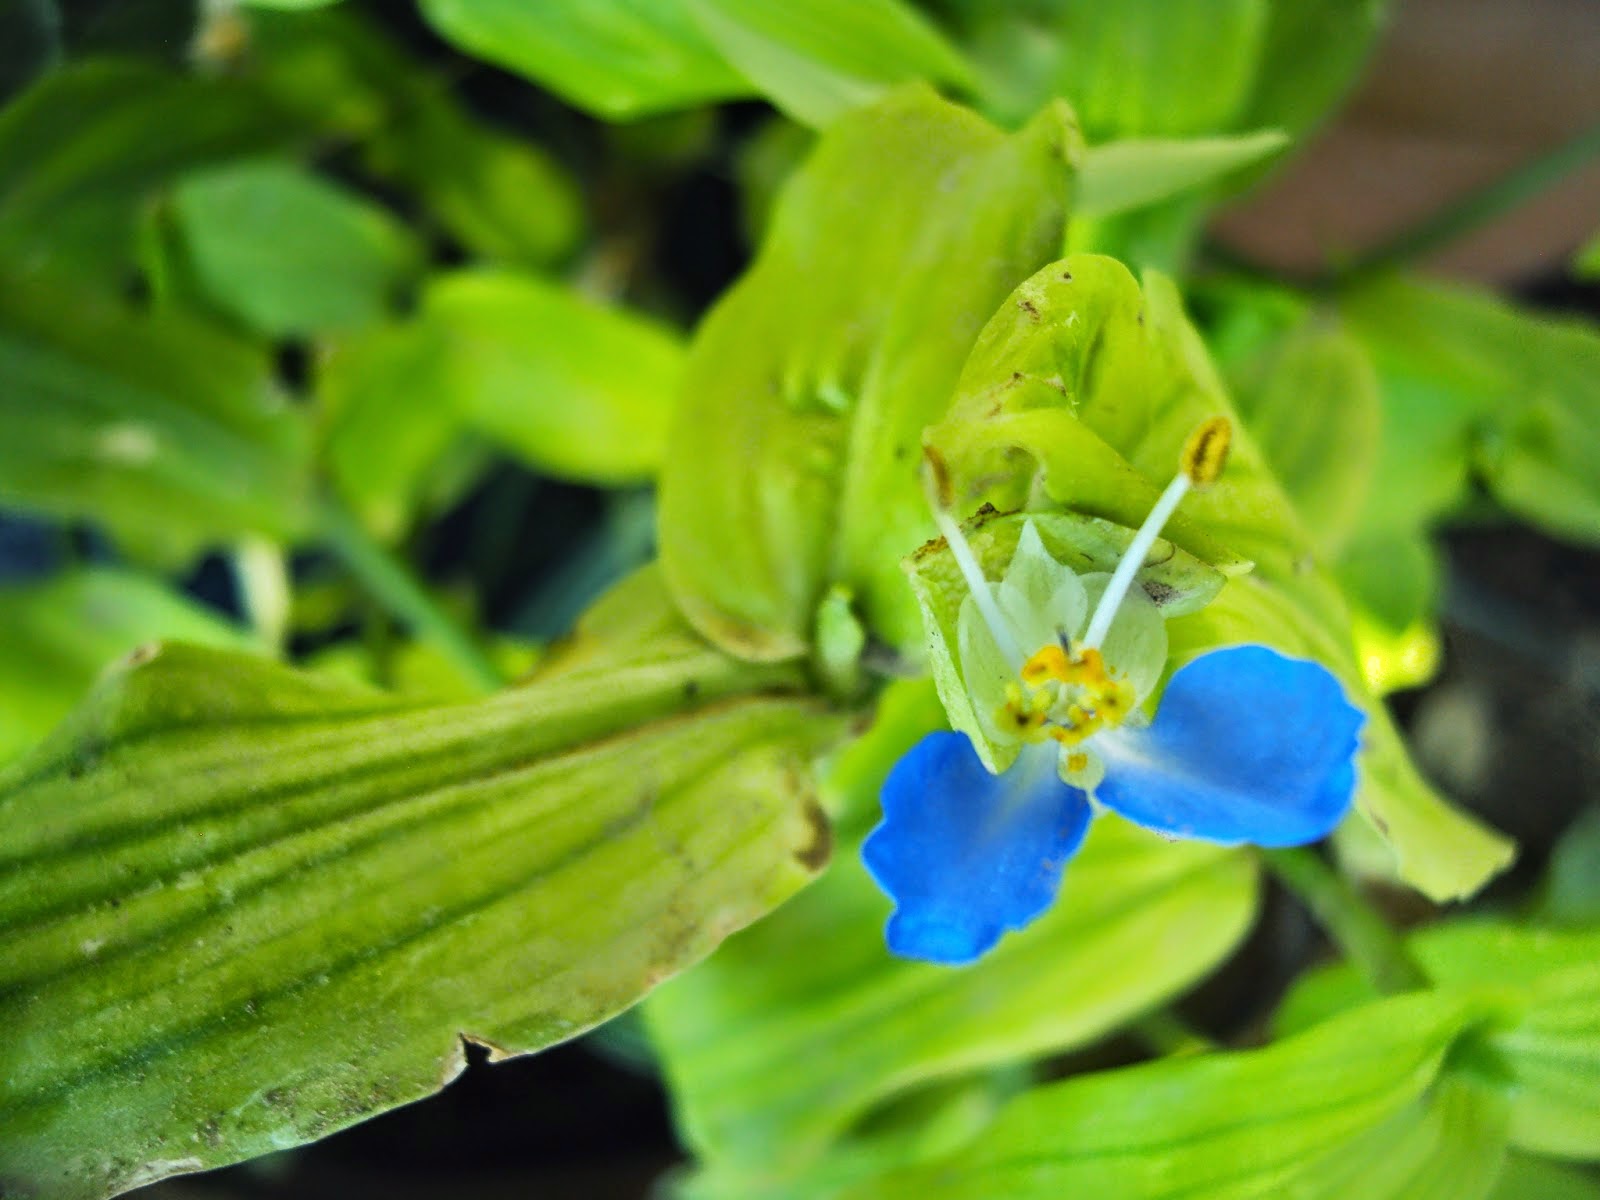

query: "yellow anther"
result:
(1021, 643), (1072, 686)
(1066, 752), (1088, 772)
(1181, 417), (1232, 487)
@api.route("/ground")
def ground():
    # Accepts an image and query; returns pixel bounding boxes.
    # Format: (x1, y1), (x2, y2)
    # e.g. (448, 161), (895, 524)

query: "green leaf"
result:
(242, 0), (343, 9)
(319, 268), (686, 531)
(945, 0), (1268, 137)
(0, 266), (312, 562)
(245, 7), (583, 268)
(684, 0), (973, 128)
(926, 253), (1513, 900)
(0, 568), (843, 1199)
(904, 506), (1224, 773)
(1237, 0), (1390, 143)
(1280, 922), (1600, 1161)
(0, 60), (297, 281)
(1574, 229), (1600, 281)
(837, 991), (1494, 1199)
(1230, 318), (1381, 557)
(0, 567), (259, 766)
(1340, 274), (1600, 547)
(417, 0), (749, 120)
(422, 270), (686, 483)
(1075, 130), (1288, 219)
(170, 159), (420, 337)
(1533, 806), (1600, 929)
(645, 818), (1257, 1176)
(1491, 1155), (1600, 1200)
(659, 85), (1079, 664)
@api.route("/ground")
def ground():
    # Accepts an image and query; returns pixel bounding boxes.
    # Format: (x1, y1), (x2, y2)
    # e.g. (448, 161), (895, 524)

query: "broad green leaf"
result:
(246, 7), (583, 268)
(838, 991), (1491, 1200)
(0, 266), (312, 562)
(316, 319), (461, 540)
(685, 0), (973, 128)
(170, 159), (420, 337)
(0, 569), (842, 1200)
(1230, 320), (1381, 557)
(1280, 922), (1600, 1161)
(0, 60), (296, 281)
(1491, 1155), (1600, 1200)
(1075, 130), (1288, 219)
(0, 567), (258, 765)
(659, 86), (1079, 663)
(243, 0), (342, 8)
(927, 253), (1513, 899)
(645, 817), (1257, 1176)
(422, 270), (685, 483)
(904, 506), (1224, 773)
(940, 0), (1267, 136)
(1237, 0), (1390, 143)
(319, 268), (685, 529)
(1341, 274), (1600, 547)
(417, 0), (748, 120)
(1534, 806), (1600, 929)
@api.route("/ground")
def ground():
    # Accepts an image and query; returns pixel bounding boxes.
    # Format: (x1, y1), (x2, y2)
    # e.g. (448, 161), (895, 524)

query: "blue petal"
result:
(1095, 645), (1363, 846)
(862, 733), (1093, 965)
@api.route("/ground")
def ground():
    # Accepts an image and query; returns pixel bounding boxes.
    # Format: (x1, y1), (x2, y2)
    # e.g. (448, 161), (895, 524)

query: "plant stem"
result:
(1131, 1009), (1216, 1059)
(1340, 120), (1600, 280)
(1262, 846), (1429, 995)
(317, 497), (503, 693)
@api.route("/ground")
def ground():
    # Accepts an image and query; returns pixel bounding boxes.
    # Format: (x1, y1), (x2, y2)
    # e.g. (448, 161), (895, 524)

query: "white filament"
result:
(932, 504), (1023, 669)
(1080, 473), (1191, 651)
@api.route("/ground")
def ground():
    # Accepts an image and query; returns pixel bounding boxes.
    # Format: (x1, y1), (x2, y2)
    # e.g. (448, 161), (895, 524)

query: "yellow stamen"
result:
(1181, 416), (1232, 487)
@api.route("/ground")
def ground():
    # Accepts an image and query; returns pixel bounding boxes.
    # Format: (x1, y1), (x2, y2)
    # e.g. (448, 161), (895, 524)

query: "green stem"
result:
(1340, 120), (1600, 280)
(317, 497), (503, 693)
(1262, 846), (1429, 995)
(1131, 1009), (1216, 1059)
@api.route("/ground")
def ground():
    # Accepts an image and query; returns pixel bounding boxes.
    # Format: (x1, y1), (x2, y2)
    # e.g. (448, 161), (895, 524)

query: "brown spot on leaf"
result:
(795, 799), (833, 872)
(1018, 297), (1041, 321)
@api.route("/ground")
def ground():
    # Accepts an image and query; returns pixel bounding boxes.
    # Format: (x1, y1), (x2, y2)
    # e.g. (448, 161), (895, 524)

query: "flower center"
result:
(932, 417), (1232, 755)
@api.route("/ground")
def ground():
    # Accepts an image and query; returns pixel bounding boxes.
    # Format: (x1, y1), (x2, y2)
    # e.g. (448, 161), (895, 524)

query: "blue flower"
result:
(864, 420), (1364, 964)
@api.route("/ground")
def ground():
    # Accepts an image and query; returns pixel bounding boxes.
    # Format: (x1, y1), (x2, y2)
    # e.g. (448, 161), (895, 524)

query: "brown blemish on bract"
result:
(1141, 580), (1178, 607)
(794, 799), (833, 872)
(122, 641), (162, 668)
(1018, 297), (1041, 321)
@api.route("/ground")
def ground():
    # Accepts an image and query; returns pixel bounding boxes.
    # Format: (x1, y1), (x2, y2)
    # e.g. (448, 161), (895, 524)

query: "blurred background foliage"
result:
(0, 0), (1597, 1197)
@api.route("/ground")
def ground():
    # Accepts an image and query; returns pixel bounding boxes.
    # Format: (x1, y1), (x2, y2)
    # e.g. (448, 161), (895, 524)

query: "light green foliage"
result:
(940, 0), (1267, 136)
(1229, 319), (1382, 558)
(418, 0), (970, 127)
(1491, 1156), (1600, 1200)
(1239, 0), (1390, 142)
(0, 61), (296, 281)
(245, 7), (584, 268)
(171, 160), (420, 337)
(418, 0), (748, 120)
(1280, 922), (1600, 1163)
(928, 254), (1513, 900)
(1341, 274), (1600, 547)
(837, 992), (1493, 1199)
(320, 268), (685, 537)
(905, 508), (1223, 772)
(0, 567), (259, 765)
(646, 818), (1257, 1182)
(1074, 130), (1288, 219)
(0, 267), (312, 562)
(0, 570), (842, 1200)
(421, 271), (684, 482)
(659, 85), (1079, 663)
(684, 0), (973, 128)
